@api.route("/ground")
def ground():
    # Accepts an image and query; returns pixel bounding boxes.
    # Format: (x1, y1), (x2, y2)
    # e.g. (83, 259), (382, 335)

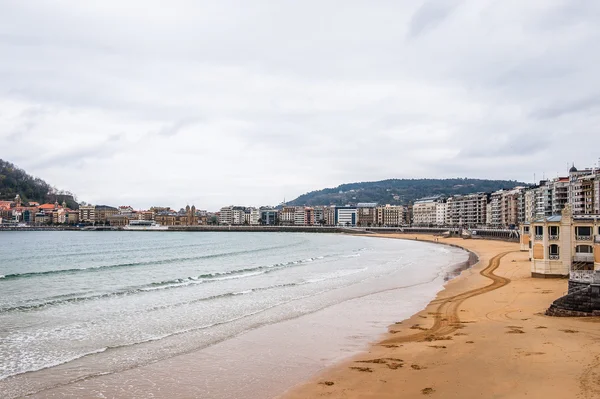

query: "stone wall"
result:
(546, 283), (600, 317)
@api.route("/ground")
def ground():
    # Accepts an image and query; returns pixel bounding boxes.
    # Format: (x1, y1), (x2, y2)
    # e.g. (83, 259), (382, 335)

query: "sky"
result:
(1, 0), (600, 210)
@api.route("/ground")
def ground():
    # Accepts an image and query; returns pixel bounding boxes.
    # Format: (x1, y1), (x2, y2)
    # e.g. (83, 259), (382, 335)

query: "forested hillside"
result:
(0, 159), (79, 209)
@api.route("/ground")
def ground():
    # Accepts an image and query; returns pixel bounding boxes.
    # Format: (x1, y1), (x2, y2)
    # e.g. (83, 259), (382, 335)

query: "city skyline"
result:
(2, 1), (600, 209)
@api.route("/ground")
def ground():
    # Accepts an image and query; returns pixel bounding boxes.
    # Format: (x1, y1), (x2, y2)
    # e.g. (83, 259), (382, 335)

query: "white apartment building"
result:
(218, 206), (246, 225)
(335, 207), (357, 226)
(436, 201), (447, 226)
(412, 197), (439, 226)
(219, 206), (233, 225)
(232, 208), (245, 225)
(244, 208), (260, 225)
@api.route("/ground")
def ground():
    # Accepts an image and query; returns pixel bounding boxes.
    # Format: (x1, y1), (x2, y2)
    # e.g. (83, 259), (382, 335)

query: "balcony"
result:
(576, 235), (592, 241)
(548, 235), (559, 241)
(534, 235), (543, 241)
(573, 253), (594, 263)
(570, 270), (600, 284)
(549, 255), (560, 260)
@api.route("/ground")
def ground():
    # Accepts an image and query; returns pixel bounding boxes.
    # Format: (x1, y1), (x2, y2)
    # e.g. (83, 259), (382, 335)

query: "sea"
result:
(0, 231), (469, 398)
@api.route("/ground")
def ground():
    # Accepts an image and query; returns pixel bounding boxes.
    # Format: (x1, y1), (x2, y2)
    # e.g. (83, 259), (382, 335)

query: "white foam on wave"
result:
(0, 346), (108, 381)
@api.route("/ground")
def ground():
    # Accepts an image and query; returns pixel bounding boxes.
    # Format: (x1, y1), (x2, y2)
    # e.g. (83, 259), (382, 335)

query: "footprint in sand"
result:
(319, 381), (335, 386)
(422, 387), (435, 395)
(350, 367), (373, 372)
(561, 329), (579, 333)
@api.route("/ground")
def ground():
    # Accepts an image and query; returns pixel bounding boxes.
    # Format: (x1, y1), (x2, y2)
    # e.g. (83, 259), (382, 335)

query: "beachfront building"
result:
(313, 206), (325, 225)
(294, 207), (306, 225)
(107, 214), (129, 226)
(95, 205), (119, 224)
(244, 208), (260, 225)
(525, 205), (600, 278)
(218, 206), (246, 225)
(260, 208), (278, 225)
(323, 206), (336, 226)
(218, 206), (233, 225)
(436, 200), (447, 226)
(489, 187), (526, 228)
(356, 203), (377, 226)
(375, 204), (406, 227)
(279, 206), (296, 226)
(79, 205), (96, 224)
(446, 193), (488, 228)
(412, 196), (441, 226)
(335, 206), (357, 226)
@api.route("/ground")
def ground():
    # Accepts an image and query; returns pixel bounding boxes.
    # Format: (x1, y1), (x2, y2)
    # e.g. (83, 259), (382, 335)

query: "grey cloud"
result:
(530, 94), (600, 120)
(30, 134), (124, 169)
(6, 106), (48, 142)
(407, 1), (459, 38)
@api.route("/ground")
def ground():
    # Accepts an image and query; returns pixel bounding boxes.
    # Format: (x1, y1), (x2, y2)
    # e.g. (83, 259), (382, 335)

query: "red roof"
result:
(39, 203), (58, 210)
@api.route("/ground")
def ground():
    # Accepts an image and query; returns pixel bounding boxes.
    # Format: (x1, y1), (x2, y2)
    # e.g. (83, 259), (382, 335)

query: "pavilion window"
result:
(575, 226), (592, 237)
(575, 245), (593, 254)
(549, 244), (560, 258)
(535, 226), (543, 236)
(548, 226), (559, 237)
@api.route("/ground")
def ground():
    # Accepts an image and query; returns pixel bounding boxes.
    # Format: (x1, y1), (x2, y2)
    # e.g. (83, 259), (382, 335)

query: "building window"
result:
(575, 245), (593, 253)
(524, 226), (530, 233)
(534, 225), (543, 240)
(548, 226), (559, 240)
(549, 244), (560, 260)
(575, 226), (592, 240)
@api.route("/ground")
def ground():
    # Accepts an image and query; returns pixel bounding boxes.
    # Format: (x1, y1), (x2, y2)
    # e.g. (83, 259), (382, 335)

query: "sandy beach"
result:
(281, 234), (600, 399)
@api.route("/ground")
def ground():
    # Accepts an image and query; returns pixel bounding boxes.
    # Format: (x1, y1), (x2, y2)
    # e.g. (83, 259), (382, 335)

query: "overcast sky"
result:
(1, 1), (599, 210)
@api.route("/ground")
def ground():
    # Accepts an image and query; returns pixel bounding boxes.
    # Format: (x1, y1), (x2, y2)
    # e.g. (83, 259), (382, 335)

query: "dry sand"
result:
(280, 234), (600, 399)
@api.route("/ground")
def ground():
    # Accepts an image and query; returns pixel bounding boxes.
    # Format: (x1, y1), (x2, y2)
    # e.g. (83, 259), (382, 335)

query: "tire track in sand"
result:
(382, 250), (516, 344)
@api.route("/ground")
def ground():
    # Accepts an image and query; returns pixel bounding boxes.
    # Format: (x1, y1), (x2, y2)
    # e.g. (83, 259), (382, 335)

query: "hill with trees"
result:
(287, 178), (529, 206)
(0, 159), (79, 209)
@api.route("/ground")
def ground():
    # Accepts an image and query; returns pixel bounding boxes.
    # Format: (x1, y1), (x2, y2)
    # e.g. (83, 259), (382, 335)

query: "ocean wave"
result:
(0, 242), (302, 282)
(0, 347), (109, 381)
(0, 255), (332, 313)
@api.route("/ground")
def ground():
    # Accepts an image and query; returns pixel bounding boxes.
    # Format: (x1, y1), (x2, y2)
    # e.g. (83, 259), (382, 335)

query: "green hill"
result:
(0, 159), (79, 209)
(287, 178), (529, 206)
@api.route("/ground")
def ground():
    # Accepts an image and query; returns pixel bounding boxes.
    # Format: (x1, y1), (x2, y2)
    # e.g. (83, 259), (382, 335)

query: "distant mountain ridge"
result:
(0, 159), (79, 209)
(287, 178), (529, 207)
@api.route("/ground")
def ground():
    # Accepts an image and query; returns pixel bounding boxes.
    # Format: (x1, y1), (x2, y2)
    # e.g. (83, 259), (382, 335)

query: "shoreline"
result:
(280, 234), (600, 399)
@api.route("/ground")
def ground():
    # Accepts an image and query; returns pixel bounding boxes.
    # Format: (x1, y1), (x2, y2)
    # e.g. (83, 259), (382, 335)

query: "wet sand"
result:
(281, 234), (600, 399)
